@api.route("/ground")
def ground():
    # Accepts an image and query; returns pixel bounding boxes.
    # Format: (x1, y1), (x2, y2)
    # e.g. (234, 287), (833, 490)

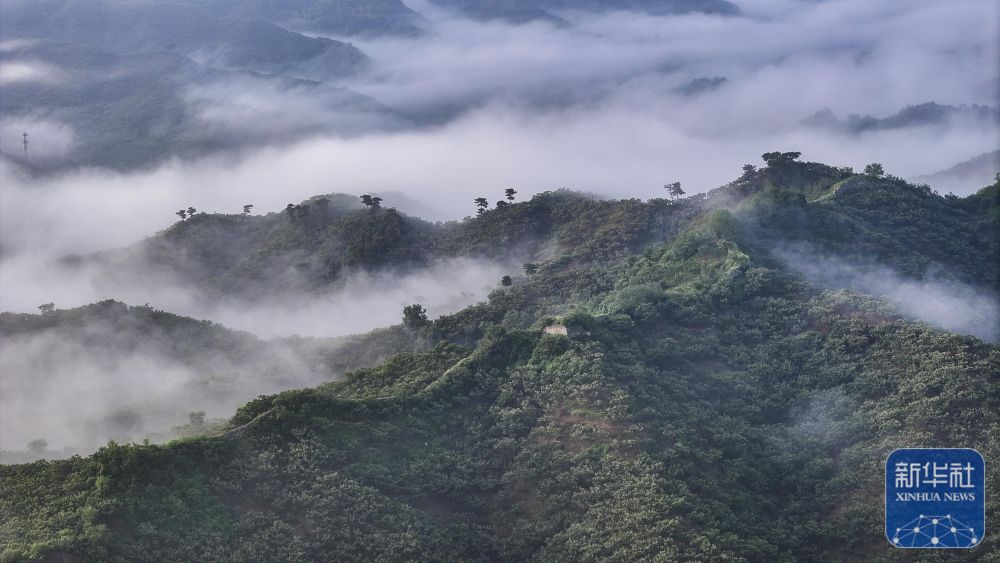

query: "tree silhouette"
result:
(664, 182), (685, 200)
(243, 204), (253, 215)
(496, 200), (509, 209)
(864, 162), (885, 177)
(501, 275), (513, 286)
(187, 206), (197, 217)
(37, 303), (55, 315)
(176, 209), (187, 220)
(360, 194), (373, 208)
(403, 304), (429, 329)
(285, 203), (310, 220)
(505, 188), (517, 202)
(189, 411), (206, 426)
(761, 151), (801, 167)
(523, 263), (539, 276)
(474, 198), (489, 215)
(371, 196), (383, 209)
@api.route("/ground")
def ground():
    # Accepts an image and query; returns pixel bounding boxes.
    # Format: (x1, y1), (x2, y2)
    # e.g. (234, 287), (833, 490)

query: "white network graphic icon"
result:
(892, 515), (979, 548)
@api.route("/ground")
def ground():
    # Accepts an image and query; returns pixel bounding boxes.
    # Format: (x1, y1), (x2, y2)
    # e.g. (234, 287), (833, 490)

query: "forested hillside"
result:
(75, 187), (688, 298)
(79, 154), (999, 300)
(1, 156), (998, 561)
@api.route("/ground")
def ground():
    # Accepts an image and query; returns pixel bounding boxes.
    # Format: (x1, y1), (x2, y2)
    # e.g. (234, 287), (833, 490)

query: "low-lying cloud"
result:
(0, 116), (74, 161)
(190, 259), (509, 338)
(773, 245), (1000, 342)
(0, 310), (334, 455)
(0, 59), (60, 85)
(1, 250), (509, 338)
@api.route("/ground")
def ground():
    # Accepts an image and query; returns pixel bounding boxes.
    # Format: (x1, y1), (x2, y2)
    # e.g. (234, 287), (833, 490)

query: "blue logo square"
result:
(886, 448), (985, 548)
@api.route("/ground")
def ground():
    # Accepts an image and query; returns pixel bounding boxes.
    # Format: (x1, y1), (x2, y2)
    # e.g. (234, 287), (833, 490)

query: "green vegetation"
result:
(402, 304), (430, 329)
(664, 181), (685, 200)
(89, 152), (997, 305)
(80, 187), (692, 298)
(2, 158), (997, 561)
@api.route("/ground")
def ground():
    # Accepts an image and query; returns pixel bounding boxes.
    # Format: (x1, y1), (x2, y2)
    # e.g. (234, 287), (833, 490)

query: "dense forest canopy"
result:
(1, 157), (997, 561)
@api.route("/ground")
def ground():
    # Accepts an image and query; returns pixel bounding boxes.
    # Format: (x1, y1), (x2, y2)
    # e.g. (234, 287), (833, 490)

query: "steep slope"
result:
(1, 158), (998, 561)
(732, 164), (998, 292)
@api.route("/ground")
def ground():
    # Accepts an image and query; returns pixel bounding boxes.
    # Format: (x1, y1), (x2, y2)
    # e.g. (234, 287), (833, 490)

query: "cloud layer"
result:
(773, 245), (999, 342)
(1, 0), (997, 320)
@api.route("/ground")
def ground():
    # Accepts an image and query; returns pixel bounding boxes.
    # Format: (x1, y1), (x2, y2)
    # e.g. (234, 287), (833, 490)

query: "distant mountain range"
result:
(804, 102), (999, 134)
(0, 0), (402, 169)
(430, 0), (738, 24)
(912, 150), (1000, 195)
(0, 38), (385, 170)
(0, 0), (748, 171)
(190, 0), (426, 36)
(0, 0), (424, 39)
(0, 0), (370, 75)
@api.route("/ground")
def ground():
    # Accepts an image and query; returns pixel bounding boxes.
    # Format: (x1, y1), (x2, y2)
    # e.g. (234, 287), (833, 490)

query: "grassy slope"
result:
(1, 161), (998, 562)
